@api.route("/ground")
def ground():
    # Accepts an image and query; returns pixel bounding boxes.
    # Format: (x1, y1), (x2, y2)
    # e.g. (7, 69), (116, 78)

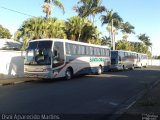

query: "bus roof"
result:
(111, 50), (137, 53)
(30, 38), (110, 49)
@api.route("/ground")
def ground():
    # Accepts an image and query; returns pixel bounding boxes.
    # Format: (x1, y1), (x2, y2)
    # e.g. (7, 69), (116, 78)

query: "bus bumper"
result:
(24, 71), (52, 79)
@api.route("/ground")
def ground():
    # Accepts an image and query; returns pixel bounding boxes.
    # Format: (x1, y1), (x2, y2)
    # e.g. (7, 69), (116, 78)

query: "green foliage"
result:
(46, 18), (66, 38)
(101, 36), (111, 47)
(137, 33), (152, 47)
(65, 16), (101, 43)
(15, 17), (66, 50)
(0, 25), (12, 39)
(74, 0), (106, 20)
(80, 21), (101, 43)
(88, 38), (101, 45)
(101, 10), (123, 29)
(121, 22), (135, 34)
(157, 56), (160, 59)
(130, 42), (148, 53)
(116, 40), (152, 58)
(65, 16), (85, 40)
(116, 40), (132, 51)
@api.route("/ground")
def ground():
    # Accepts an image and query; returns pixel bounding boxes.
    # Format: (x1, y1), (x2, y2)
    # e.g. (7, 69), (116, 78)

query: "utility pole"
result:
(111, 19), (115, 50)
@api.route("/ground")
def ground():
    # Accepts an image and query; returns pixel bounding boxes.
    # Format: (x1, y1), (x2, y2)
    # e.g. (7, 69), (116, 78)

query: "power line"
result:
(0, 6), (35, 17)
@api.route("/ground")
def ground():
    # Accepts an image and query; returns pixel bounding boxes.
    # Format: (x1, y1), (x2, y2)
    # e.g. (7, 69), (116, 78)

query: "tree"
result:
(122, 34), (128, 41)
(65, 16), (101, 44)
(116, 40), (132, 51)
(101, 10), (123, 50)
(80, 21), (101, 43)
(101, 10), (123, 29)
(42, 0), (65, 18)
(0, 25), (12, 39)
(65, 16), (85, 41)
(137, 33), (152, 47)
(15, 17), (66, 49)
(121, 22), (135, 41)
(121, 22), (135, 34)
(137, 33), (152, 57)
(101, 36), (111, 47)
(130, 42), (148, 53)
(73, 0), (106, 23)
(46, 18), (66, 38)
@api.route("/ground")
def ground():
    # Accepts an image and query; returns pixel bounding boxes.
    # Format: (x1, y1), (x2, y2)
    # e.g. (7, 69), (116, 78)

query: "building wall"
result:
(148, 59), (160, 66)
(0, 50), (25, 79)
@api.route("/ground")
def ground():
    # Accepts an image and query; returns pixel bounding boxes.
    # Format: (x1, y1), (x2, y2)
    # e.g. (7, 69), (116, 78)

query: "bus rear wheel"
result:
(65, 68), (73, 80)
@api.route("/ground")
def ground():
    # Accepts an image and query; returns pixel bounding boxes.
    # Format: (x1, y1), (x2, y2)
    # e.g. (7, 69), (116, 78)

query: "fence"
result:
(148, 59), (160, 66)
(0, 50), (25, 79)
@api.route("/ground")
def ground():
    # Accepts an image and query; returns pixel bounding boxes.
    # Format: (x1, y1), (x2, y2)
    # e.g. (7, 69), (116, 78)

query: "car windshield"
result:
(25, 41), (52, 65)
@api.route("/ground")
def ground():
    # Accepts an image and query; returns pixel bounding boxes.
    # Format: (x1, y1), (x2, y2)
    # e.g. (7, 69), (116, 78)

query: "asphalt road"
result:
(0, 66), (160, 120)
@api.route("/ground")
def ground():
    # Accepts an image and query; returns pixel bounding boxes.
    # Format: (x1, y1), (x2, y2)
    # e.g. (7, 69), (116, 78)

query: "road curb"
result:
(0, 79), (36, 87)
(0, 82), (15, 86)
(108, 79), (160, 120)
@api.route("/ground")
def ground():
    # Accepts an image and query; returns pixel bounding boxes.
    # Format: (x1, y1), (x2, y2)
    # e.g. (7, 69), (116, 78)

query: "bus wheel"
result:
(65, 68), (72, 80)
(131, 65), (134, 70)
(97, 66), (102, 75)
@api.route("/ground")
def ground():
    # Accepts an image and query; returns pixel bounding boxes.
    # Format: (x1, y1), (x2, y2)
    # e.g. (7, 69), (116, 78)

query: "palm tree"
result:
(17, 17), (45, 40)
(137, 33), (152, 57)
(137, 33), (152, 47)
(15, 17), (66, 49)
(101, 10), (123, 28)
(101, 10), (123, 50)
(116, 40), (131, 51)
(73, 0), (107, 23)
(0, 25), (12, 39)
(121, 22), (135, 41)
(46, 18), (66, 38)
(81, 22), (101, 43)
(65, 16), (101, 43)
(122, 34), (128, 41)
(121, 22), (135, 34)
(65, 16), (85, 41)
(101, 36), (111, 47)
(42, 0), (65, 18)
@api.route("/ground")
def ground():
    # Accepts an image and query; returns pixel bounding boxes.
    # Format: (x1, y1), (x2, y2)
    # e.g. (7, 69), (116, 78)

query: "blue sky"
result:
(0, 0), (160, 55)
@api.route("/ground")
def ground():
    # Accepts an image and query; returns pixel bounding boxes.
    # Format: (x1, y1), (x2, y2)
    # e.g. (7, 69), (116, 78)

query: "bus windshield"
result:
(25, 41), (52, 65)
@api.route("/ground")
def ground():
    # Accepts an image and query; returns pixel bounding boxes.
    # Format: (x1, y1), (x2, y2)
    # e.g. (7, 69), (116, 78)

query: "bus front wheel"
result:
(65, 68), (73, 80)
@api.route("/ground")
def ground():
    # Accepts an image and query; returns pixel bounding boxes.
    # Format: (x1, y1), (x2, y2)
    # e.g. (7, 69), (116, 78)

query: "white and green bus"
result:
(24, 39), (111, 80)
